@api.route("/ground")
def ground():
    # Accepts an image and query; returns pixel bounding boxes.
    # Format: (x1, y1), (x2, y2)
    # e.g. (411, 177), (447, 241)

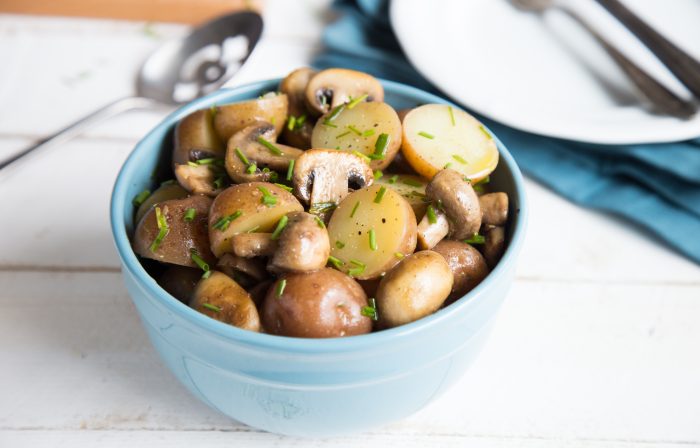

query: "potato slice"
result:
(135, 182), (188, 225)
(190, 271), (261, 332)
(401, 104), (498, 181)
(213, 93), (289, 142)
(208, 182), (303, 257)
(311, 101), (401, 170)
(327, 184), (417, 280)
(173, 108), (224, 165)
(375, 174), (429, 218)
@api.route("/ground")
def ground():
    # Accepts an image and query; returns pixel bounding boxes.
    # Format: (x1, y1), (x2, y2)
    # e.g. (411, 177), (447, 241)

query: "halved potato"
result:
(311, 101), (401, 170)
(173, 108), (224, 165)
(401, 104), (498, 181)
(213, 93), (289, 142)
(135, 182), (188, 224)
(190, 271), (261, 332)
(327, 184), (417, 280)
(208, 182), (303, 257)
(375, 174), (429, 218)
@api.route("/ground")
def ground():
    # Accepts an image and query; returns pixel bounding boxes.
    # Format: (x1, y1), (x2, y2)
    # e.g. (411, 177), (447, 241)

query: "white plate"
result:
(390, 0), (700, 144)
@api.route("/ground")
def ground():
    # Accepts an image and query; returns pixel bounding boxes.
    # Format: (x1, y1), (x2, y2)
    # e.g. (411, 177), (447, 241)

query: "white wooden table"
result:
(1, 1), (699, 446)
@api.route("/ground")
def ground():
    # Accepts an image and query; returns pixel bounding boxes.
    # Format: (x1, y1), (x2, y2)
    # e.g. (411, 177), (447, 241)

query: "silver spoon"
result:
(0, 11), (263, 170)
(510, 0), (697, 119)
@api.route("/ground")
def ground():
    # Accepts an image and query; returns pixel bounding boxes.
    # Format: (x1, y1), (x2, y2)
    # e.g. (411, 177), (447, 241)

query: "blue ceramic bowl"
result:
(110, 79), (528, 437)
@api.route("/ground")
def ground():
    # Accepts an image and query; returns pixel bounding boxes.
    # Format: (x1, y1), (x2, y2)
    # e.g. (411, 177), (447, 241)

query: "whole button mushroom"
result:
(432, 240), (489, 303)
(279, 67), (316, 148)
(305, 68), (384, 115)
(262, 268), (372, 338)
(479, 192), (509, 227)
(376, 250), (453, 328)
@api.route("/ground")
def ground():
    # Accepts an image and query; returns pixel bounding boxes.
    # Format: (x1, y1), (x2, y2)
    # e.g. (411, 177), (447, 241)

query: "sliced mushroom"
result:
(479, 192), (509, 226)
(225, 121), (303, 183)
(217, 253), (268, 282)
(425, 169), (482, 240)
(231, 233), (277, 258)
(305, 68), (384, 115)
(292, 149), (374, 213)
(174, 163), (227, 197)
(280, 67), (316, 148)
(269, 212), (331, 273)
(482, 225), (506, 268)
(416, 208), (449, 250)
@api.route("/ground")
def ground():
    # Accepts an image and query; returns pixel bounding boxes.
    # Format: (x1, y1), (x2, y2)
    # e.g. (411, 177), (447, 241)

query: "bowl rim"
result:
(110, 78), (528, 354)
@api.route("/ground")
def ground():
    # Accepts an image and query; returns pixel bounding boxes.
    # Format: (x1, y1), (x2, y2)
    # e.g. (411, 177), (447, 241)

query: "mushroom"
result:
(376, 250), (453, 328)
(174, 163), (226, 197)
(217, 253), (268, 282)
(432, 240), (489, 303)
(230, 233), (277, 258)
(481, 225), (506, 268)
(262, 268), (372, 338)
(156, 265), (203, 304)
(292, 149), (374, 216)
(305, 68), (384, 115)
(425, 169), (482, 240)
(190, 271), (261, 332)
(279, 67), (316, 148)
(416, 208), (449, 250)
(135, 182), (188, 225)
(224, 121), (302, 184)
(269, 212), (331, 273)
(479, 192), (509, 226)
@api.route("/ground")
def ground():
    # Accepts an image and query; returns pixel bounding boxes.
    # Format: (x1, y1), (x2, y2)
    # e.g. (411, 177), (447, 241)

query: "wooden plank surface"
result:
(0, 0), (699, 446)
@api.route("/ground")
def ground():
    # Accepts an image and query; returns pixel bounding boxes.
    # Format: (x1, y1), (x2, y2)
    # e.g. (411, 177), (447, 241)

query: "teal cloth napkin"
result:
(313, 0), (700, 264)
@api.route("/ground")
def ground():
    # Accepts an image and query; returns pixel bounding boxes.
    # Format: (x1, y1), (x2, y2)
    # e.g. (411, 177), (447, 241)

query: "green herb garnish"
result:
(388, 175), (398, 184)
(149, 206), (169, 252)
(195, 157), (223, 166)
(336, 130), (351, 139)
(328, 255), (344, 269)
(335, 241), (346, 249)
(444, 163), (452, 169)
(257, 136), (283, 156)
(464, 233), (486, 245)
(350, 201), (360, 218)
(202, 302), (221, 313)
(350, 259), (366, 268)
(190, 249), (210, 276)
(348, 264), (366, 277)
(374, 186), (387, 203)
(286, 159), (295, 181)
(371, 133), (390, 160)
(132, 189), (151, 207)
(426, 204), (437, 224)
(362, 129), (375, 137)
(448, 106), (456, 126)
(352, 150), (371, 163)
(418, 131), (434, 139)
(258, 186), (277, 207)
(452, 154), (468, 165)
(402, 178), (422, 187)
(347, 125), (362, 136)
(212, 210), (242, 231)
(324, 104), (346, 124)
(246, 225), (260, 233)
(314, 216), (325, 228)
(394, 252), (404, 259)
(309, 202), (337, 215)
(361, 298), (378, 321)
(373, 170), (383, 180)
(213, 175), (226, 189)
(234, 147), (249, 165)
(346, 94), (368, 109)
(276, 279), (287, 297)
(274, 183), (293, 192)
(369, 228), (377, 251)
(270, 215), (289, 240)
(246, 163), (257, 174)
(479, 125), (492, 140)
(184, 208), (196, 222)
(287, 115), (296, 131)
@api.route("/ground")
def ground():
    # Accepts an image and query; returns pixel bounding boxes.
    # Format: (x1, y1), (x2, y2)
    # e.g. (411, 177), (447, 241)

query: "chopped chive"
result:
(296, 114), (307, 127)
(476, 175), (491, 185)
(274, 183), (293, 192)
(347, 125), (362, 136)
(234, 147), (249, 165)
(246, 163), (257, 174)
(394, 252), (404, 259)
(314, 216), (325, 228)
(195, 157), (223, 166)
(348, 263), (365, 277)
(325, 104), (346, 124)
(209, 105), (218, 120)
(149, 206), (169, 252)
(388, 175), (398, 184)
(132, 189), (151, 207)
(350, 201), (360, 218)
(190, 248), (210, 274)
(361, 298), (378, 321)
(257, 136), (283, 156)
(202, 270), (212, 279)
(335, 240), (346, 249)
(336, 130), (352, 139)
(426, 205), (437, 224)
(463, 176), (472, 184)
(418, 131), (434, 139)
(452, 154), (468, 165)
(287, 115), (296, 131)
(270, 215), (289, 240)
(187, 161), (198, 167)
(202, 302), (221, 313)
(328, 255), (344, 269)
(362, 129), (375, 137)
(479, 125), (492, 139)
(350, 259), (366, 268)
(286, 159), (295, 181)
(347, 94), (368, 109)
(246, 225), (260, 233)
(276, 279), (287, 297)
(373, 170), (383, 180)
(448, 106), (456, 126)
(369, 229), (377, 251)
(323, 122), (338, 128)
(372, 133), (390, 159)
(320, 95), (328, 108)
(212, 210), (242, 231)
(444, 162), (453, 169)
(464, 233), (486, 245)
(352, 150), (371, 163)
(184, 208), (196, 222)
(309, 202), (337, 215)
(374, 186), (387, 203)
(402, 178), (422, 187)
(258, 186), (277, 207)
(213, 175), (226, 189)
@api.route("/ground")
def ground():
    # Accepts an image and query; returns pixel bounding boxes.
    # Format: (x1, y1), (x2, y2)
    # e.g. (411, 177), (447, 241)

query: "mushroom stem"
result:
(425, 169), (482, 240)
(231, 233), (278, 258)
(417, 209), (449, 250)
(217, 253), (268, 281)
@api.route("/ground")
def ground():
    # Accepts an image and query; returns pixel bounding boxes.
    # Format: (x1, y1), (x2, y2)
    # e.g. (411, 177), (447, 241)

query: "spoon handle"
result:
(595, 0), (700, 98)
(564, 8), (697, 119)
(0, 96), (157, 172)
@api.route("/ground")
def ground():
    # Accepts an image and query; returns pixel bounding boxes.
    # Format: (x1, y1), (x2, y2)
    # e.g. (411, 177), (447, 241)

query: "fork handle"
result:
(595, 0), (700, 98)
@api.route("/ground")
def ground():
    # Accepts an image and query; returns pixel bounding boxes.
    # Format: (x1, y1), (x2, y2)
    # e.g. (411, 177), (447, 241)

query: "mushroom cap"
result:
(425, 169), (482, 240)
(225, 121), (302, 184)
(280, 67), (317, 116)
(305, 68), (384, 115)
(292, 149), (374, 206)
(269, 211), (331, 273)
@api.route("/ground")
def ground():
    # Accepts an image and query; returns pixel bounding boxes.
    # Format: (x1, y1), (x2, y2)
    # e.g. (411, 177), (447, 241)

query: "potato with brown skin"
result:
(135, 182), (188, 225)
(156, 265), (203, 303)
(190, 271), (261, 332)
(208, 182), (303, 258)
(262, 268), (372, 338)
(375, 174), (428, 218)
(133, 195), (215, 267)
(173, 108), (224, 166)
(213, 93), (288, 142)
(279, 67), (316, 148)
(376, 251), (453, 328)
(432, 240), (489, 303)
